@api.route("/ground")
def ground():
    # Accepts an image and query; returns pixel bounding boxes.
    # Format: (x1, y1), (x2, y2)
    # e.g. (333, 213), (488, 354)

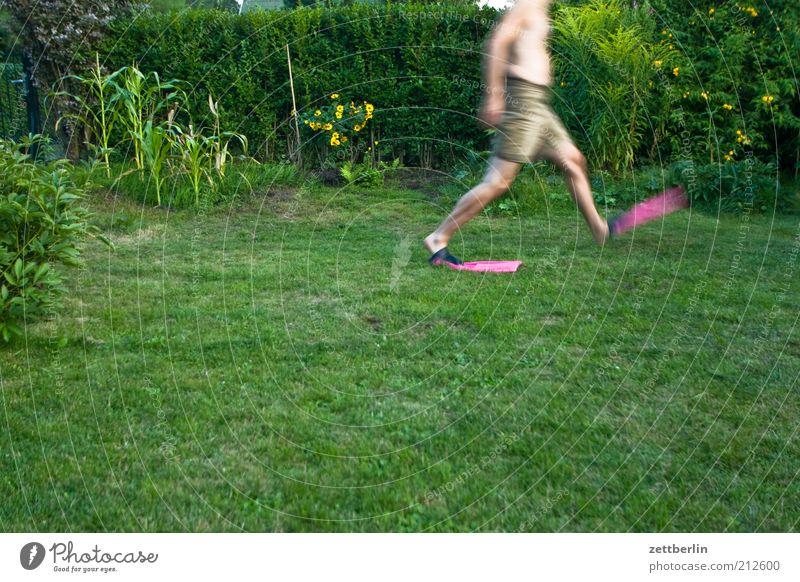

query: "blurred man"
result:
(426, 0), (609, 267)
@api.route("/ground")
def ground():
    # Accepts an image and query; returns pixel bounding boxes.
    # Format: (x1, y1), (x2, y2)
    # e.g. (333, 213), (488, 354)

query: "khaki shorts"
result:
(491, 77), (574, 164)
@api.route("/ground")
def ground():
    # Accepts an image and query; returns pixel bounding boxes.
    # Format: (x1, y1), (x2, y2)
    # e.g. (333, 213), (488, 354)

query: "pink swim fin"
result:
(608, 186), (688, 238)
(446, 260), (522, 273)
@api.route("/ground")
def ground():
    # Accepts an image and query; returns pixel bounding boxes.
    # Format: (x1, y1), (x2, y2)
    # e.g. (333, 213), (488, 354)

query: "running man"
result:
(426, 0), (610, 267)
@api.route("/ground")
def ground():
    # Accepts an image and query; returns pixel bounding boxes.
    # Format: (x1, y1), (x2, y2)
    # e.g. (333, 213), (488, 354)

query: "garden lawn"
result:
(1, 182), (799, 532)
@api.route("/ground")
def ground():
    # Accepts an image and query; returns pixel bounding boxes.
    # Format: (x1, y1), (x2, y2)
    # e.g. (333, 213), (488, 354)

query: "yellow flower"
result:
(723, 103), (733, 110)
(762, 95), (774, 104)
(303, 119), (309, 124)
(330, 93), (339, 99)
(701, 91), (709, 100)
(365, 103), (374, 114)
(314, 110), (321, 116)
(341, 136), (347, 143)
(354, 124), (362, 132)
(746, 7), (758, 17)
(335, 111), (342, 119)
(323, 123), (333, 131)
(654, 60), (662, 67)
(336, 104), (344, 112)
(560, 81), (566, 87)
(709, 8), (715, 16)
(673, 67), (680, 77)
(724, 154), (732, 161)
(683, 91), (689, 99)
(374, 140), (379, 145)
(736, 130), (742, 135)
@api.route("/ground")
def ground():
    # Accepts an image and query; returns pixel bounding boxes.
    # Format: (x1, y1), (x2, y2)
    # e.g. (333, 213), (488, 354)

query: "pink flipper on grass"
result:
(609, 186), (688, 237)
(446, 260), (522, 273)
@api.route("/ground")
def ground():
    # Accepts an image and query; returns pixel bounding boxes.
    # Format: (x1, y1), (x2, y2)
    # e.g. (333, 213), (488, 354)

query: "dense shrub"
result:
(669, 157), (785, 213)
(646, 0), (800, 173)
(0, 137), (109, 343)
(552, 0), (671, 172)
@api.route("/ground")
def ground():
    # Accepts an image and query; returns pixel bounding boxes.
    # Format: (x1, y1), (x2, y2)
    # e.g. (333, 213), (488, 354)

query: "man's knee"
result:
(482, 168), (516, 194)
(561, 148), (587, 175)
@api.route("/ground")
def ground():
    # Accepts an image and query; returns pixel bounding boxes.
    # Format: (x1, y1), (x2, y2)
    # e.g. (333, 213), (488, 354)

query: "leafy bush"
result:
(646, 0), (800, 172)
(669, 157), (787, 213)
(0, 136), (110, 343)
(552, 0), (671, 172)
(299, 93), (375, 166)
(339, 157), (400, 189)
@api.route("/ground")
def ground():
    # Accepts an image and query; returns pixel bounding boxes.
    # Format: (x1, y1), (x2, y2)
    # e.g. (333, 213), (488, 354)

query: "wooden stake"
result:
(286, 44), (302, 167)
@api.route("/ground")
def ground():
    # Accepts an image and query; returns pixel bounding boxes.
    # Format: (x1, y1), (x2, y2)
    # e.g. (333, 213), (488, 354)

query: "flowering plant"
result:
(299, 93), (375, 148)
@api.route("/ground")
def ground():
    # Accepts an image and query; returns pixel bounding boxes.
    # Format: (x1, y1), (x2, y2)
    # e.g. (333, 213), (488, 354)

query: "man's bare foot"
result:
(424, 233), (448, 254)
(592, 220), (611, 245)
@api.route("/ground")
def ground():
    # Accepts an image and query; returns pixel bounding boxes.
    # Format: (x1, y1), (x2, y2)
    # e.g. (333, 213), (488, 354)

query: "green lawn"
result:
(2, 179), (799, 532)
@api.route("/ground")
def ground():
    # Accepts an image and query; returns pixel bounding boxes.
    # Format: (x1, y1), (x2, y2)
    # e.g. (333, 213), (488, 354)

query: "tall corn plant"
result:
(141, 116), (175, 206)
(117, 65), (184, 171)
(553, 0), (670, 172)
(207, 94), (248, 177)
(172, 123), (213, 208)
(53, 53), (124, 176)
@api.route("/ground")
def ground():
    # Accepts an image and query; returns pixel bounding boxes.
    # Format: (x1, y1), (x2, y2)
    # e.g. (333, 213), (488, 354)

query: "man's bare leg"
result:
(546, 143), (609, 244)
(424, 156), (523, 255)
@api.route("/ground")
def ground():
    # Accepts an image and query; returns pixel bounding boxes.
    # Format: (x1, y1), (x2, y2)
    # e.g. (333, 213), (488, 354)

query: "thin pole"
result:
(286, 44), (302, 167)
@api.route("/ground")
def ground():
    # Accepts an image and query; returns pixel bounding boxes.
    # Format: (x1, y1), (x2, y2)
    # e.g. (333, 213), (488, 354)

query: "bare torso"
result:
(505, 0), (553, 86)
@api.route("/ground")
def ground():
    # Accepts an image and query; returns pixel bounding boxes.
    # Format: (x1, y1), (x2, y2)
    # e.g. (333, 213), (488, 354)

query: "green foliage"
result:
(0, 61), (27, 141)
(0, 136), (109, 343)
(339, 157), (399, 188)
(53, 53), (126, 176)
(299, 93), (375, 166)
(171, 122), (216, 207)
(669, 157), (786, 213)
(115, 65), (185, 171)
(646, 0), (800, 170)
(94, 158), (301, 208)
(553, 0), (671, 172)
(56, 60), (250, 208)
(84, 1), (800, 210)
(101, 3), (494, 168)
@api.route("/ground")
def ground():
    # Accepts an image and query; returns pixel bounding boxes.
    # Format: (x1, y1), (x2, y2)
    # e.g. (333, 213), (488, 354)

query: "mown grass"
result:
(1, 172), (799, 532)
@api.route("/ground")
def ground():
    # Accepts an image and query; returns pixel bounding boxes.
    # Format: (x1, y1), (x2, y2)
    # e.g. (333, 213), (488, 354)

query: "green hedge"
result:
(99, 1), (798, 177)
(103, 3), (494, 168)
